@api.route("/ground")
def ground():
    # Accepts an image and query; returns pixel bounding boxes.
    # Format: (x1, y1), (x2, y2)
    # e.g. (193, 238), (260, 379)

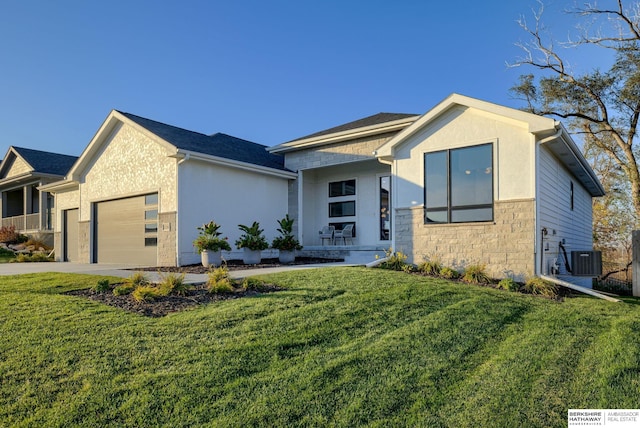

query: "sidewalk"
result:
(0, 261), (353, 283)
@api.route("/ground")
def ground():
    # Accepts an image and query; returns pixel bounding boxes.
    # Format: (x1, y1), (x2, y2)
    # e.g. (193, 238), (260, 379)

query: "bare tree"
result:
(511, 0), (640, 223)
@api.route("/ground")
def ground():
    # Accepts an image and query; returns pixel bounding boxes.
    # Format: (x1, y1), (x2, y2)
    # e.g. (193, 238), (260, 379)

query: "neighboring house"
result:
(0, 146), (78, 245)
(41, 110), (296, 265)
(41, 94), (604, 286)
(270, 94), (605, 284)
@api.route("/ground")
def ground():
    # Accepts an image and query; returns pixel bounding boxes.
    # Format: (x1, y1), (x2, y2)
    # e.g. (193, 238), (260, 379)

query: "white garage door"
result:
(94, 194), (158, 265)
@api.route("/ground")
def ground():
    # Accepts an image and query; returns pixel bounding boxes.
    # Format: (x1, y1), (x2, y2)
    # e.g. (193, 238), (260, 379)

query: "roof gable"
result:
(270, 112), (419, 154)
(0, 146), (77, 180)
(376, 94), (556, 159)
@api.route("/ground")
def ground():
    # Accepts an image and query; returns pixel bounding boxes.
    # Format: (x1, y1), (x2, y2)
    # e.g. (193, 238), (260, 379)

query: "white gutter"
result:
(540, 275), (621, 302)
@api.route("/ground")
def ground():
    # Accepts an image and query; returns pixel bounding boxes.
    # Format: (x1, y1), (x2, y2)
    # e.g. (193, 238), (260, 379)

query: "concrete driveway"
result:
(0, 261), (352, 283)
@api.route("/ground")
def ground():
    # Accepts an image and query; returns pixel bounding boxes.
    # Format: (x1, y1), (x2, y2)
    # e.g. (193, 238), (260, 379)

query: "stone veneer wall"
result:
(78, 221), (91, 263)
(53, 232), (62, 262)
(395, 199), (536, 280)
(158, 211), (177, 266)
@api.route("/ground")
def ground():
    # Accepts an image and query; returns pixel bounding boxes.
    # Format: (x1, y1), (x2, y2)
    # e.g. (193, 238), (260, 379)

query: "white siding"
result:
(177, 159), (290, 265)
(538, 145), (594, 287)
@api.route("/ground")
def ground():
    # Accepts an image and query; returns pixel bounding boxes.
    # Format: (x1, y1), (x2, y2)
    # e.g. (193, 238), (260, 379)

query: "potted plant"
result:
(235, 221), (269, 264)
(271, 214), (302, 263)
(193, 220), (231, 267)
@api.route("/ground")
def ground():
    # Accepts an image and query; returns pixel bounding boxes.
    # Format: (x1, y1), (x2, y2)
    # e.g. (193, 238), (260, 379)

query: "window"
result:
(424, 144), (493, 223)
(329, 201), (355, 217)
(144, 193), (158, 247)
(329, 180), (356, 197)
(570, 181), (574, 211)
(380, 176), (391, 240)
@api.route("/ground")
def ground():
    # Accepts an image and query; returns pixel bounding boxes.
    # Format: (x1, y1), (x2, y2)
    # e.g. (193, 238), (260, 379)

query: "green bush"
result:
(158, 272), (190, 296)
(497, 278), (520, 292)
(378, 249), (409, 271)
(242, 277), (270, 291)
(0, 247), (15, 257)
(91, 279), (111, 293)
(440, 266), (460, 280)
(10, 253), (53, 263)
(207, 266), (234, 294)
(132, 285), (162, 303)
(113, 284), (135, 296)
(124, 272), (150, 288)
(523, 277), (558, 297)
(462, 264), (491, 284)
(417, 258), (442, 276)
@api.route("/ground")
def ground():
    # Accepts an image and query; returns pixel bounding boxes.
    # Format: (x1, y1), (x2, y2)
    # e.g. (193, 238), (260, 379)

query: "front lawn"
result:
(1, 268), (638, 426)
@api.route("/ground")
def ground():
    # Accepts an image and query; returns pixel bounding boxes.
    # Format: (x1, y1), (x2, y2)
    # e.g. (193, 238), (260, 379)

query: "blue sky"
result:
(0, 1), (614, 157)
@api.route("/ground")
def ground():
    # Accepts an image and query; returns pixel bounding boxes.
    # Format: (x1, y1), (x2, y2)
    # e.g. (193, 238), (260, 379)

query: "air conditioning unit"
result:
(571, 251), (602, 276)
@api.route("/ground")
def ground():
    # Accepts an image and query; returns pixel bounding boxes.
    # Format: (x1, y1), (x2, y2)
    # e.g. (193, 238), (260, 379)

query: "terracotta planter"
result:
(278, 250), (295, 264)
(242, 248), (261, 265)
(201, 250), (222, 268)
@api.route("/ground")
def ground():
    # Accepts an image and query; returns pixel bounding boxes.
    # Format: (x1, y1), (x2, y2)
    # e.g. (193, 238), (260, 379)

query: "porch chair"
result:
(334, 224), (354, 245)
(319, 225), (335, 245)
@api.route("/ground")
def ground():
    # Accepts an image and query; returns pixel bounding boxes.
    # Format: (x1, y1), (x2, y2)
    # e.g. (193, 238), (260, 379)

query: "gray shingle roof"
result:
(119, 112), (287, 171)
(289, 112), (418, 142)
(12, 146), (78, 176)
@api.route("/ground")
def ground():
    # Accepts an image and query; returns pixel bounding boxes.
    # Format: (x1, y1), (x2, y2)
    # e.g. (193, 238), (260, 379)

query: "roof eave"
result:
(38, 179), (80, 193)
(174, 150), (297, 179)
(269, 116), (419, 154)
(538, 124), (606, 197)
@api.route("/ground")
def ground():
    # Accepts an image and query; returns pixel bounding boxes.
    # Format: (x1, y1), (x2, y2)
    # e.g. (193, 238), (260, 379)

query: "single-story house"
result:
(269, 93), (604, 284)
(40, 110), (296, 265)
(42, 94), (604, 285)
(0, 146), (78, 244)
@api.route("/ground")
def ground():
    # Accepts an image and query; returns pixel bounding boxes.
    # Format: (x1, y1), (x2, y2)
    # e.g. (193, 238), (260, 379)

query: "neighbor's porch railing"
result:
(1, 213), (42, 231)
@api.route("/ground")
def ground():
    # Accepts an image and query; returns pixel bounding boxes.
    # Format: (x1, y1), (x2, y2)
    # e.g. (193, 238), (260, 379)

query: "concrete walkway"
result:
(0, 261), (354, 283)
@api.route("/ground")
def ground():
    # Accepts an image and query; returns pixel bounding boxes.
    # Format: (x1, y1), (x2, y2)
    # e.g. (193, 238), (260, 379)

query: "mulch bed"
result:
(66, 283), (283, 317)
(66, 257), (342, 317)
(132, 257), (344, 274)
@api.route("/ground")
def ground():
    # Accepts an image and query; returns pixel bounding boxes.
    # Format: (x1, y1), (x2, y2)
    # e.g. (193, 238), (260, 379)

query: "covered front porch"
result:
(294, 160), (393, 253)
(1, 182), (54, 233)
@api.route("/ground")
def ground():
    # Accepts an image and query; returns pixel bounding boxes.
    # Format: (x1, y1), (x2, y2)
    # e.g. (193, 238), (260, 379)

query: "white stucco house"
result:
(41, 94), (604, 284)
(270, 93), (604, 283)
(40, 110), (296, 266)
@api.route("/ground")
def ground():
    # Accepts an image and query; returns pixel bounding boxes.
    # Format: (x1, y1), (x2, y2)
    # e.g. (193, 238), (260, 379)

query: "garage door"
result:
(63, 208), (79, 262)
(94, 194), (158, 265)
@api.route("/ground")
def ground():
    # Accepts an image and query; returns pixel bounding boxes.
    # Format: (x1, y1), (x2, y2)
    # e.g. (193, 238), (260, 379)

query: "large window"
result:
(424, 143), (493, 223)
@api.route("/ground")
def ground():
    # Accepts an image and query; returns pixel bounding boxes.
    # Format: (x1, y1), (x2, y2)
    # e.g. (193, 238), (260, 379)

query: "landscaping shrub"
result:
(158, 272), (190, 296)
(0, 247), (15, 257)
(91, 279), (111, 293)
(417, 258), (442, 276)
(124, 272), (150, 288)
(132, 285), (162, 303)
(113, 284), (135, 296)
(462, 264), (490, 284)
(378, 249), (410, 271)
(207, 265), (234, 293)
(24, 238), (52, 251)
(523, 277), (558, 297)
(439, 266), (460, 279)
(0, 226), (18, 243)
(497, 278), (520, 292)
(10, 253), (53, 263)
(242, 277), (269, 291)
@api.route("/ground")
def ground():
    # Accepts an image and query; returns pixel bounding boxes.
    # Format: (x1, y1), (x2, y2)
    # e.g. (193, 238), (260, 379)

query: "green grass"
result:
(1, 268), (639, 427)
